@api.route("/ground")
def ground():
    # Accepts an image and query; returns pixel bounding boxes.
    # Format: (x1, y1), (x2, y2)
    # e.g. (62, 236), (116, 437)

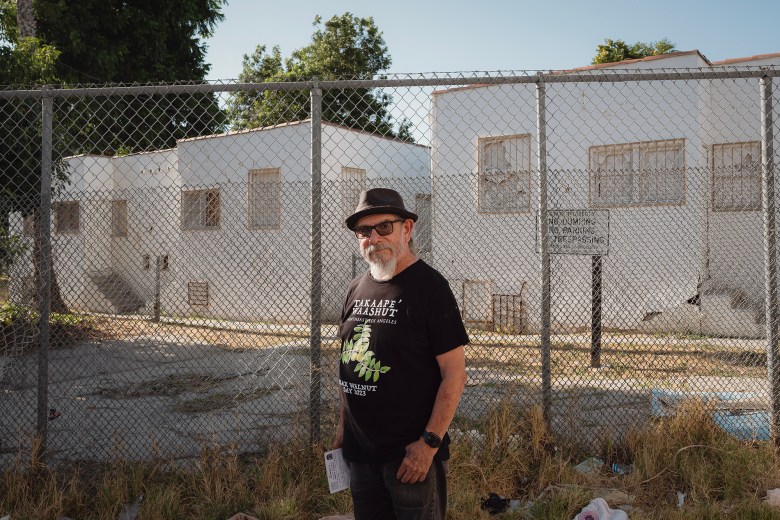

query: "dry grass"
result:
(466, 337), (766, 384)
(3, 399), (780, 519)
(172, 385), (285, 414)
(1, 440), (352, 520)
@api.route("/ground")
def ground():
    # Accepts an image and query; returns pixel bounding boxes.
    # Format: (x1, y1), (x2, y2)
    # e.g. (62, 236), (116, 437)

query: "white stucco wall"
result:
(160, 122), (430, 323)
(108, 150), (180, 309)
(429, 52), (757, 332)
(704, 56), (780, 309)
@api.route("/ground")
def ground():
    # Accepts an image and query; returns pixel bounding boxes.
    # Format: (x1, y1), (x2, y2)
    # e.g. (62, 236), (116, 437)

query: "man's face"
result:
(356, 213), (412, 280)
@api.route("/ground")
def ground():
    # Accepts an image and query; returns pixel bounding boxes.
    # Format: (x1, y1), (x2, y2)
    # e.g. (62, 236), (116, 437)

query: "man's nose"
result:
(367, 228), (383, 244)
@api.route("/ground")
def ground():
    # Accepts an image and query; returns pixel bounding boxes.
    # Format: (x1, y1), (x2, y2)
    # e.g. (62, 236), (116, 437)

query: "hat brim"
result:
(345, 207), (418, 231)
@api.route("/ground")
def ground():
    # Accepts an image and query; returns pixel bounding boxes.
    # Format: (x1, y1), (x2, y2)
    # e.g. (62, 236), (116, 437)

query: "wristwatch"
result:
(421, 430), (442, 448)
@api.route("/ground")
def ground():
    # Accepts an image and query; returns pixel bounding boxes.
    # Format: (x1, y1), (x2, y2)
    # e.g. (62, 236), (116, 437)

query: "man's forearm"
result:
(333, 387), (346, 448)
(425, 364), (467, 439)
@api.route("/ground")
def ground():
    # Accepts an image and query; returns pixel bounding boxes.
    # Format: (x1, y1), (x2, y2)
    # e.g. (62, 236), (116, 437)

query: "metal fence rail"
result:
(1, 66), (779, 464)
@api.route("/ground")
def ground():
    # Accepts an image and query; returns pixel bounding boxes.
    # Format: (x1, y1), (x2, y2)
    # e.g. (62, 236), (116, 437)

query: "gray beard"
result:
(368, 257), (397, 281)
(362, 244), (397, 281)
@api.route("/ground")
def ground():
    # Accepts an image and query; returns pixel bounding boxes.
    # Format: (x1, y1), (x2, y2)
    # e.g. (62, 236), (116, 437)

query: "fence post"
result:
(591, 255), (602, 368)
(309, 80), (323, 445)
(153, 255), (161, 322)
(36, 87), (54, 462)
(536, 74), (552, 421)
(760, 75), (780, 443)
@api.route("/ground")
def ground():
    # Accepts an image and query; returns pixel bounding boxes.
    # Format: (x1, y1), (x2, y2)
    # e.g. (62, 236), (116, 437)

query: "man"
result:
(334, 187), (469, 520)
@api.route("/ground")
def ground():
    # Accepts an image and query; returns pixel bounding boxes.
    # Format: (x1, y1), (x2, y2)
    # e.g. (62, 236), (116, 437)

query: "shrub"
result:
(0, 303), (96, 352)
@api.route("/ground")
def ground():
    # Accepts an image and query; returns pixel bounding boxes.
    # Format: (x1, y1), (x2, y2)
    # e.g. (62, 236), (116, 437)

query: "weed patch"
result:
(94, 373), (234, 399)
(2, 400), (780, 518)
(1, 303), (98, 352)
(173, 385), (285, 413)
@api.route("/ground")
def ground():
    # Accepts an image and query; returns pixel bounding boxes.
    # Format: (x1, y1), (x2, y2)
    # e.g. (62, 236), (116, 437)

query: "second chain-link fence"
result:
(2, 63), (780, 464)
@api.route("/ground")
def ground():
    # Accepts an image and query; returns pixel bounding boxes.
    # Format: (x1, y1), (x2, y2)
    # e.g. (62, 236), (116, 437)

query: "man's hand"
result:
(396, 438), (437, 483)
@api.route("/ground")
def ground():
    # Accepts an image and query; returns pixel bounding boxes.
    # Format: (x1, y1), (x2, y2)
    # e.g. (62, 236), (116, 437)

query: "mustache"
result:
(365, 244), (392, 254)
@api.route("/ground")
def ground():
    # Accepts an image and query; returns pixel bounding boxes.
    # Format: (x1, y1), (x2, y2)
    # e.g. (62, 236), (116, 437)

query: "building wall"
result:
(109, 150), (180, 309)
(704, 57), (780, 306)
(158, 122), (431, 323)
(430, 54), (710, 331)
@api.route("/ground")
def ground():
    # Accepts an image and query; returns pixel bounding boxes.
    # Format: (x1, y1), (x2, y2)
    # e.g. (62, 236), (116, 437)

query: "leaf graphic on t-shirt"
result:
(341, 339), (352, 363)
(341, 321), (391, 382)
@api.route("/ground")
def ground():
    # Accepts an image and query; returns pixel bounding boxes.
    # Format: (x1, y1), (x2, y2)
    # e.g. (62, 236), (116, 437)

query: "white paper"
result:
(324, 448), (350, 493)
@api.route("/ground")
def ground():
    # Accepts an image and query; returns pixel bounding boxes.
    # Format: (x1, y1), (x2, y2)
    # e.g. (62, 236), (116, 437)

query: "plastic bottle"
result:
(611, 462), (633, 475)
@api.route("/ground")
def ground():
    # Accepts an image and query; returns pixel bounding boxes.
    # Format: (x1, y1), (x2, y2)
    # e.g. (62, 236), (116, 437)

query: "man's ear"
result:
(403, 219), (414, 239)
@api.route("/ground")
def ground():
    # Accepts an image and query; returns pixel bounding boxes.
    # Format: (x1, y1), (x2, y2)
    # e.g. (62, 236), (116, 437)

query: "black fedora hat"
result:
(345, 188), (418, 230)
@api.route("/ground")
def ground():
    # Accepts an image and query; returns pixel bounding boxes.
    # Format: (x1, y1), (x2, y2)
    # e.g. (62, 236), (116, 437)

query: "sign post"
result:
(539, 209), (610, 368)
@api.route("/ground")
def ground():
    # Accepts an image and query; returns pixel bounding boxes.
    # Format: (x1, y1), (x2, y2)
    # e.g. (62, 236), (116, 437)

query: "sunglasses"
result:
(353, 219), (405, 239)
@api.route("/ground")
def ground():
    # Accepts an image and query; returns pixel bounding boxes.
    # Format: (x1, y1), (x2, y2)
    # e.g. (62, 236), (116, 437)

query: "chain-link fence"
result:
(2, 65), (780, 465)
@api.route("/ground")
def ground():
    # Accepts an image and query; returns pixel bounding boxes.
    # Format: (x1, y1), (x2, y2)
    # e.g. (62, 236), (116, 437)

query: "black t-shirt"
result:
(338, 259), (470, 464)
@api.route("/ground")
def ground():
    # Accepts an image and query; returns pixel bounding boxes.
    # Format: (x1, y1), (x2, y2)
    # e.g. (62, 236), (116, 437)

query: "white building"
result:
(429, 51), (780, 338)
(10, 120), (431, 323)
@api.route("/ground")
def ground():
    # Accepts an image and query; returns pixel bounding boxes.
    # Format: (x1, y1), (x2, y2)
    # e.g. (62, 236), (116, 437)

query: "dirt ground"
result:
(0, 314), (771, 465)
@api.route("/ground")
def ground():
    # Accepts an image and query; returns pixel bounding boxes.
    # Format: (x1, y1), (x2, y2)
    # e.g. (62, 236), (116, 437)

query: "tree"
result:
(1, 0), (230, 308)
(227, 13), (413, 141)
(20, 0), (229, 155)
(0, 2), (69, 310)
(592, 38), (676, 65)
(0, 35), (58, 276)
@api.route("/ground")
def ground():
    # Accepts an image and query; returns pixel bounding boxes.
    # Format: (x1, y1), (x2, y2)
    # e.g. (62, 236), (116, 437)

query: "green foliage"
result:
(227, 12), (413, 141)
(32, 0), (226, 84)
(592, 37), (677, 65)
(0, 226), (27, 274)
(0, 302), (95, 350)
(1, 0), (228, 158)
(0, 302), (89, 328)
(0, 26), (68, 220)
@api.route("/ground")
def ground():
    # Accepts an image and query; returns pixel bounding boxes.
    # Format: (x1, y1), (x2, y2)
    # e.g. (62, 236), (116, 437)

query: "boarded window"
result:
(341, 166), (366, 223)
(478, 135), (531, 213)
(415, 193), (432, 255)
(188, 281), (209, 306)
(462, 280), (492, 328)
(182, 189), (220, 230)
(590, 139), (685, 207)
(54, 201), (80, 234)
(111, 200), (128, 236)
(492, 294), (526, 333)
(248, 168), (281, 229)
(712, 142), (761, 211)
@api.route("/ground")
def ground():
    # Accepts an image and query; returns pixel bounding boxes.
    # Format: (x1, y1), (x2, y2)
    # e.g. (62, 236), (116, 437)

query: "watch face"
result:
(423, 431), (441, 448)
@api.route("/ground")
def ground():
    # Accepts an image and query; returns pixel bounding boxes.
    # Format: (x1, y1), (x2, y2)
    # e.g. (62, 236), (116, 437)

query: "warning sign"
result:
(537, 209), (610, 255)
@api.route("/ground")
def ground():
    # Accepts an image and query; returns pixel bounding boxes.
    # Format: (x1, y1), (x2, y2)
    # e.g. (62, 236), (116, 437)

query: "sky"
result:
(203, 0), (780, 82)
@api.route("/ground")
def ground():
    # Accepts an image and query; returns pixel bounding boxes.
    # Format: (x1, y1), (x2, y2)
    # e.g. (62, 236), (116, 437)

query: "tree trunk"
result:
(16, 2), (66, 313)
(16, 0), (36, 38)
(32, 210), (68, 314)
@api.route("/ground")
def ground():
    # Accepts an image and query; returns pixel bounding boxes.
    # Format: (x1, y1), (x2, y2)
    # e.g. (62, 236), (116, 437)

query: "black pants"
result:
(348, 457), (448, 520)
